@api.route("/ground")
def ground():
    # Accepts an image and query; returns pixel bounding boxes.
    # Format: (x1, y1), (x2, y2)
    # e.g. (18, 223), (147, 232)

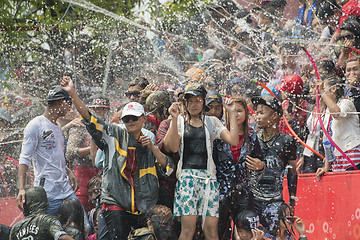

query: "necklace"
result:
(261, 130), (279, 149)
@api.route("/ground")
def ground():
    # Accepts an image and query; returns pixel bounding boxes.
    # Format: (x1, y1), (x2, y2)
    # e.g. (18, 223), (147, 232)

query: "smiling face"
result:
(185, 95), (204, 117)
(123, 115), (146, 136)
(346, 60), (360, 87)
(236, 228), (253, 240)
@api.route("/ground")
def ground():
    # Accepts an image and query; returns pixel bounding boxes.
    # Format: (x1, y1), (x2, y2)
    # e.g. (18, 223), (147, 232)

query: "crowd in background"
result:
(2, 0), (360, 239)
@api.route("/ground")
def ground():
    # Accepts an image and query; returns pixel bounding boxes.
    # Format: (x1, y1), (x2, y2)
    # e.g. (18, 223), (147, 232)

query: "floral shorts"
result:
(173, 169), (219, 217)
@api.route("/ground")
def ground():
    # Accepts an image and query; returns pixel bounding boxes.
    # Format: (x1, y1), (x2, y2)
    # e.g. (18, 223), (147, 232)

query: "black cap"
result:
(206, 91), (223, 106)
(183, 83), (207, 98)
(235, 210), (260, 231)
(47, 85), (71, 103)
(251, 95), (283, 116)
(87, 95), (110, 108)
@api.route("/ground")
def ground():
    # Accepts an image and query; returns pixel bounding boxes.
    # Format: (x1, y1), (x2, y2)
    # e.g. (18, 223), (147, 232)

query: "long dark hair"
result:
(226, 97), (250, 147)
(59, 198), (85, 236)
(278, 203), (297, 238)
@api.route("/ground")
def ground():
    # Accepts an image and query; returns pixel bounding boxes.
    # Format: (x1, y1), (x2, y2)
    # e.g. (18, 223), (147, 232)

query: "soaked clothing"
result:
(183, 123), (207, 169)
(213, 129), (264, 239)
(174, 169), (219, 217)
(82, 113), (174, 213)
(302, 106), (325, 173)
(250, 132), (297, 202)
(10, 187), (68, 240)
(64, 225), (85, 240)
(19, 115), (74, 200)
(156, 119), (179, 210)
(65, 126), (92, 169)
(213, 129), (264, 200)
(83, 113), (173, 240)
(10, 214), (67, 240)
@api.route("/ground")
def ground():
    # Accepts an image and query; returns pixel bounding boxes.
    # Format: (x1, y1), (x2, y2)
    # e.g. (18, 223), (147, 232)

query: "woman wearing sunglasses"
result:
(164, 83), (239, 240)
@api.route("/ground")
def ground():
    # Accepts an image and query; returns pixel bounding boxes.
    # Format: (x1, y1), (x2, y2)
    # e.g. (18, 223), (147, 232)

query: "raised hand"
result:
(223, 97), (236, 112)
(293, 217), (307, 236)
(60, 76), (75, 93)
(251, 228), (265, 240)
(168, 102), (181, 118)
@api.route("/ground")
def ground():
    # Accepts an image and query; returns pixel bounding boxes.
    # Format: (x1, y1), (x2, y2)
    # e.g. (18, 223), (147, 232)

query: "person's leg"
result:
(178, 215), (197, 240)
(46, 198), (63, 215)
(102, 210), (130, 240)
(217, 196), (231, 240)
(203, 216), (219, 240)
(97, 210), (110, 240)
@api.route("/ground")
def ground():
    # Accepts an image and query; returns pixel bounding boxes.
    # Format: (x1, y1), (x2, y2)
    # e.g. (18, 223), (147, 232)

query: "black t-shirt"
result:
(250, 132), (297, 202)
(182, 122), (208, 169)
(10, 214), (66, 240)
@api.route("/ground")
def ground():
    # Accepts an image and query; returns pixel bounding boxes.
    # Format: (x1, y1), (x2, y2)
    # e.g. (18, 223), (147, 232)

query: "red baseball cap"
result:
(276, 75), (304, 95)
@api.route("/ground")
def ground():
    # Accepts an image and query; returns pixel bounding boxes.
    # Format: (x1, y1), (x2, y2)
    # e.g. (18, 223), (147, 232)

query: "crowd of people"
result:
(2, 0), (360, 239)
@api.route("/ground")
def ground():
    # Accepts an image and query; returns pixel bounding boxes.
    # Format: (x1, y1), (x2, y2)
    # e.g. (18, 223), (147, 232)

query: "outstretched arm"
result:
(220, 98), (239, 146)
(61, 76), (90, 121)
(163, 102), (181, 153)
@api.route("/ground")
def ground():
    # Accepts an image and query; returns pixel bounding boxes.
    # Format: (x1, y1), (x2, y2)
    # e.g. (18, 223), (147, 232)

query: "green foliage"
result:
(0, 0), (213, 90)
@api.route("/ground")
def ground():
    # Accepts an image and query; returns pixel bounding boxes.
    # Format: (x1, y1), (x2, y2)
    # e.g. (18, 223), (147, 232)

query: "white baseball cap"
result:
(121, 102), (145, 118)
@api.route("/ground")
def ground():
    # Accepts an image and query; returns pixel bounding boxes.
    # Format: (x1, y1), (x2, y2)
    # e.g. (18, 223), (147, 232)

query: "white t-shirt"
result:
(19, 115), (73, 199)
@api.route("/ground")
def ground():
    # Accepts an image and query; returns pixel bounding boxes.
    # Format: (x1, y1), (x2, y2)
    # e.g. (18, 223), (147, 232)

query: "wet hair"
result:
(324, 75), (345, 101)
(59, 198), (85, 236)
(340, 17), (360, 47)
(87, 175), (101, 190)
(183, 94), (207, 123)
(146, 205), (172, 222)
(278, 203), (296, 238)
(317, 59), (337, 75)
(317, 0), (340, 19)
(346, 56), (360, 65)
(128, 76), (149, 89)
(226, 97), (250, 147)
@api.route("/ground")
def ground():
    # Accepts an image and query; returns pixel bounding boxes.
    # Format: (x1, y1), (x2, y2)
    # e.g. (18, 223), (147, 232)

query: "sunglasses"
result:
(125, 91), (141, 97)
(122, 115), (139, 123)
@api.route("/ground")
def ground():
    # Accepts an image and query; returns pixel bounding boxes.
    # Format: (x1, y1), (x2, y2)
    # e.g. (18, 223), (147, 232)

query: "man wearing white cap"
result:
(61, 76), (174, 240)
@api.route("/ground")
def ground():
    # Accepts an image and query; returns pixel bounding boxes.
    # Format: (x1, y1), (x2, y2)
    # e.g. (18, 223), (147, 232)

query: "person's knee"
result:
(181, 224), (196, 238)
(203, 217), (219, 239)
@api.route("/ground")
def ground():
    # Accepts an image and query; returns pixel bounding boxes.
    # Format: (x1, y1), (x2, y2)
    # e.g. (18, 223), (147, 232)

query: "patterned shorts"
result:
(173, 169), (219, 217)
